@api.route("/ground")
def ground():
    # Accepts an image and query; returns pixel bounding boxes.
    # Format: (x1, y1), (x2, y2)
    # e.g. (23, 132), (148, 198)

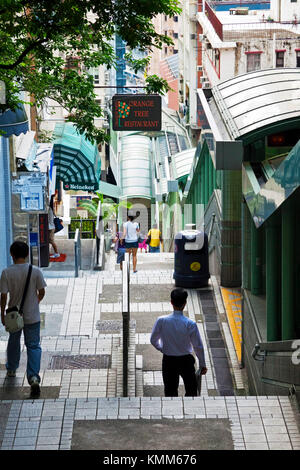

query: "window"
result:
(246, 53), (261, 72)
(296, 51), (300, 67)
(88, 67), (99, 84)
(291, 0), (297, 3)
(65, 56), (79, 69)
(173, 32), (178, 39)
(173, 16), (178, 22)
(276, 51), (285, 68)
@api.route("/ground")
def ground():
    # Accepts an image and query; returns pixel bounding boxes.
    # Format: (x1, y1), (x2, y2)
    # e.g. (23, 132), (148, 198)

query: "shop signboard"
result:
(112, 94), (161, 131)
(12, 172), (47, 212)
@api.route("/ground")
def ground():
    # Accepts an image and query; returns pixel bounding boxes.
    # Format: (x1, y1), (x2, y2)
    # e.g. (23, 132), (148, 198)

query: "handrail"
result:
(208, 212), (216, 244)
(122, 256), (130, 397)
(74, 228), (81, 278)
(252, 339), (300, 362)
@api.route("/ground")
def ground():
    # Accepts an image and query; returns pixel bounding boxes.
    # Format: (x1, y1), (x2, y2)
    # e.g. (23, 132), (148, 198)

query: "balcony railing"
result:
(205, 2), (224, 41)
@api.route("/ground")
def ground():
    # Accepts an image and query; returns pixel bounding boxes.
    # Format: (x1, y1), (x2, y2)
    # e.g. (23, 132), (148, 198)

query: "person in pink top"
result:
(138, 236), (148, 253)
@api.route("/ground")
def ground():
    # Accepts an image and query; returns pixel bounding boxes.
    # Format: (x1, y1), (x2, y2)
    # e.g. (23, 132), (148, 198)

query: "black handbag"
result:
(54, 217), (63, 233)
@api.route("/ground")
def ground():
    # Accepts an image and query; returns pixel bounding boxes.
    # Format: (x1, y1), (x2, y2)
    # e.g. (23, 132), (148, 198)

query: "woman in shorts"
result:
(122, 214), (140, 273)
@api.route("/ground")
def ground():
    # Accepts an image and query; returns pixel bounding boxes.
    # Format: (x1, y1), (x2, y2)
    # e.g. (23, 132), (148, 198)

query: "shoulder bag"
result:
(5, 265), (33, 334)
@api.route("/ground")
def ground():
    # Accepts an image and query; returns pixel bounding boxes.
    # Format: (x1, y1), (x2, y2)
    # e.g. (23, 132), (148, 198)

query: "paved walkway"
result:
(0, 251), (299, 450)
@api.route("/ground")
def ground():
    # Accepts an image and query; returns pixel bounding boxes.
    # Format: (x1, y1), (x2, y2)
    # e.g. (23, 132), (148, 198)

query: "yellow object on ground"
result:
(221, 287), (242, 362)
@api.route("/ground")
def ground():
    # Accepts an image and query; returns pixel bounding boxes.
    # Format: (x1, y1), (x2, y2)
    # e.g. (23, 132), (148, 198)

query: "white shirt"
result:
(0, 263), (47, 324)
(150, 311), (206, 368)
(124, 221), (139, 242)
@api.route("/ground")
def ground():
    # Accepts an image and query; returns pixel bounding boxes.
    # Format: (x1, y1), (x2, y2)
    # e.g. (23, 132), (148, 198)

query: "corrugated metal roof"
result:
(212, 69), (300, 139)
(173, 148), (196, 180)
(120, 133), (152, 199)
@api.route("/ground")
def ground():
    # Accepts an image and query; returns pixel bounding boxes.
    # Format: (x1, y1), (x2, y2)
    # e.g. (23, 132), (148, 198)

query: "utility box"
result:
(173, 225), (210, 288)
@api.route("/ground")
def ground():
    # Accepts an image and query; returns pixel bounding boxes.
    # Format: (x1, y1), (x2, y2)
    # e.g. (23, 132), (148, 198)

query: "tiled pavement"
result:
(0, 252), (299, 450)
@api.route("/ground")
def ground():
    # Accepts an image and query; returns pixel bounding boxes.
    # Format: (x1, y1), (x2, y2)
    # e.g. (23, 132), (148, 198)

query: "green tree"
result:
(0, 0), (180, 143)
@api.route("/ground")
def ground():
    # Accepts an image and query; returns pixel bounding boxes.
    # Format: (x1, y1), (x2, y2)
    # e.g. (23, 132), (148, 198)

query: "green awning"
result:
(53, 123), (101, 191)
(98, 180), (122, 199)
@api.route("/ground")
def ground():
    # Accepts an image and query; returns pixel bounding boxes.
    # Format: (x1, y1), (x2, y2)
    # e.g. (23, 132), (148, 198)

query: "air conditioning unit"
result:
(203, 82), (210, 89)
(197, 65), (203, 72)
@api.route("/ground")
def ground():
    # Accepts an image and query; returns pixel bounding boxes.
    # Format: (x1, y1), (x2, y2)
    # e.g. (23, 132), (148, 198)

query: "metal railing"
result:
(122, 255), (130, 397)
(205, 1), (224, 40)
(69, 218), (97, 239)
(74, 228), (81, 278)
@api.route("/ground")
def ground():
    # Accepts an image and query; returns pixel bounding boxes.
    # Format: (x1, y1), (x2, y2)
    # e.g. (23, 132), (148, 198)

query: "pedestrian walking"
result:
(122, 214), (140, 273)
(48, 194), (60, 258)
(138, 234), (148, 253)
(147, 223), (162, 253)
(0, 241), (47, 398)
(150, 288), (207, 397)
(113, 227), (126, 271)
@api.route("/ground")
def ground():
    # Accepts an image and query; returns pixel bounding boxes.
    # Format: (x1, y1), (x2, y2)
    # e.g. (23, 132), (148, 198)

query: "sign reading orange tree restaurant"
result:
(112, 94), (161, 131)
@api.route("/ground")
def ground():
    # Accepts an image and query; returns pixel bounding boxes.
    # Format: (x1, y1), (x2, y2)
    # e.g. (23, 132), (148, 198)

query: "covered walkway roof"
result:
(212, 68), (300, 140)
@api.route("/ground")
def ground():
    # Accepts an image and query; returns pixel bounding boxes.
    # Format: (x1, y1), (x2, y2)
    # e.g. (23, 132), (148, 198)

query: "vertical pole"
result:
(205, 153), (209, 205)
(208, 155), (213, 200)
(281, 200), (294, 340)
(201, 157), (205, 205)
(251, 219), (262, 295)
(266, 223), (281, 341)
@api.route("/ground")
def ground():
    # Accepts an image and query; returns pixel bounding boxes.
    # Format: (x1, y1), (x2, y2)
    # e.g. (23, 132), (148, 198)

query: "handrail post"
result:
(74, 228), (81, 278)
(122, 258), (130, 397)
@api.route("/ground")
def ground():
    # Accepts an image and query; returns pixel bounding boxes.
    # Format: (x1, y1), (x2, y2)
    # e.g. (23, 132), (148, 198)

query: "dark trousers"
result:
(162, 354), (197, 397)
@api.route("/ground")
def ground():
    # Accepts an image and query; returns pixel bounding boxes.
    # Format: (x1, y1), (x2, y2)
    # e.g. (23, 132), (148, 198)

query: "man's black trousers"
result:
(162, 354), (198, 397)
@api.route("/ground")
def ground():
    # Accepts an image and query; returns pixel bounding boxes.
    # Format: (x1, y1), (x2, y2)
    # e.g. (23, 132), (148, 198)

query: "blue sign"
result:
(30, 232), (39, 247)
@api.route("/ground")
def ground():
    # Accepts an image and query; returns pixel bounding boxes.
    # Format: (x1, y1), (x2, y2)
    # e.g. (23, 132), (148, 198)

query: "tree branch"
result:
(0, 37), (48, 70)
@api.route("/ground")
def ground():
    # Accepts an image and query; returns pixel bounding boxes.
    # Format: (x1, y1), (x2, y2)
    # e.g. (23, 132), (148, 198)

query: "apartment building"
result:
(179, 1), (300, 138)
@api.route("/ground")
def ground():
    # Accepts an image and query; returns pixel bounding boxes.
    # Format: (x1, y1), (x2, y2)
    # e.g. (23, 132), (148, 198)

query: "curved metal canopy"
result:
(172, 148), (196, 181)
(213, 68), (300, 139)
(120, 133), (152, 199)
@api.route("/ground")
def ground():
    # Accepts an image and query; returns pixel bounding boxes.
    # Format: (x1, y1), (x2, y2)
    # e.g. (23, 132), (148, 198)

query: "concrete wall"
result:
(271, 0), (300, 22)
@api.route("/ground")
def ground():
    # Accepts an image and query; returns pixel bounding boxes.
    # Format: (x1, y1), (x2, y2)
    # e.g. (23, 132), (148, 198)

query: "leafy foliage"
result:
(0, 0), (181, 143)
(78, 192), (132, 222)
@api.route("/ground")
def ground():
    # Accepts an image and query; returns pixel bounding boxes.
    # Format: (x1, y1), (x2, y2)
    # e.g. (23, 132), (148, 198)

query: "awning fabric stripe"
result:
(52, 123), (100, 190)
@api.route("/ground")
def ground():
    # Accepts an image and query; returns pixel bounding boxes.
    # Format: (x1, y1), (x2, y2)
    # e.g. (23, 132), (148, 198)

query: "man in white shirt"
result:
(151, 288), (207, 397)
(0, 241), (47, 397)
